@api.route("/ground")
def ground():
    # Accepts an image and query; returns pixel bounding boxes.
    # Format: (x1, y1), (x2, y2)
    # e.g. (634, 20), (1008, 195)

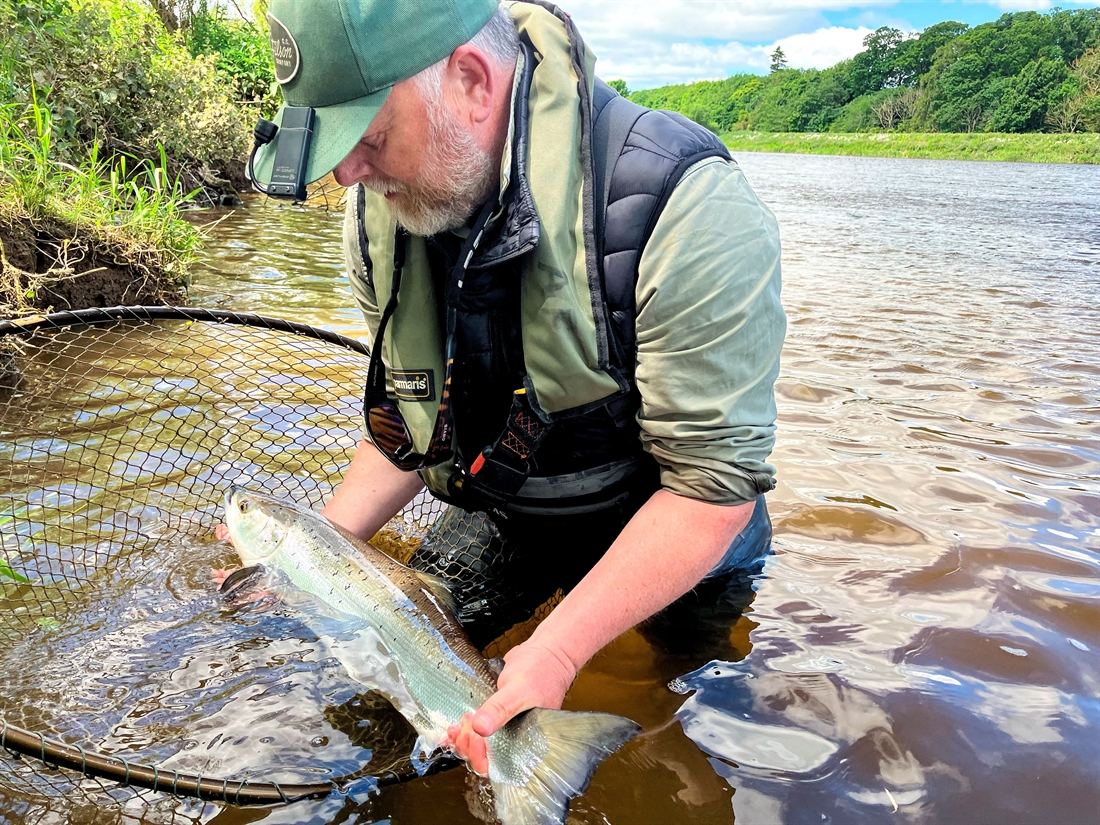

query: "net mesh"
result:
(0, 308), (448, 819)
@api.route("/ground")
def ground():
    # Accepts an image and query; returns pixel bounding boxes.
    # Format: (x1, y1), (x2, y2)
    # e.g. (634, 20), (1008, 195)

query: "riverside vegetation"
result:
(622, 7), (1100, 163)
(0, 0), (274, 316)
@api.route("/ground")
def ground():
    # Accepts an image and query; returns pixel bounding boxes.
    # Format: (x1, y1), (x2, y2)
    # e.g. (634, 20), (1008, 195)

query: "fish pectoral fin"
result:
(413, 732), (445, 761)
(218, 564), (266, 595)
(413, 571), (458, 617)
(487, 657), (506, 678)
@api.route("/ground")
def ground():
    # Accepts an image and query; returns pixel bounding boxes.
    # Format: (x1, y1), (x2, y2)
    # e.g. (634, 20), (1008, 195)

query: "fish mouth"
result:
(225, 483), (247, 507)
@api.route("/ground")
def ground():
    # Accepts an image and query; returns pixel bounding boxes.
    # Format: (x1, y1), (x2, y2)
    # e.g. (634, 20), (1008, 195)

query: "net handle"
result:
(0, 306), (370, 357)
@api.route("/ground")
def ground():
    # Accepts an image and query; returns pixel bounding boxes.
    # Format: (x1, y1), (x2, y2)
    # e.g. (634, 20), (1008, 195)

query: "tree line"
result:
(623, 8), (1100, 134)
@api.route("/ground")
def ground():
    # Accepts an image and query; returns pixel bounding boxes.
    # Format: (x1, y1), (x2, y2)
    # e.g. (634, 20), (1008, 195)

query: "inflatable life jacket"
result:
(344, 1), (731, 515)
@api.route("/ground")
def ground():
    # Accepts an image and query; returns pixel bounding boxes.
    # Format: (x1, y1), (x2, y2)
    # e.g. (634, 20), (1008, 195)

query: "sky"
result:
(561, 0), (1098, 89)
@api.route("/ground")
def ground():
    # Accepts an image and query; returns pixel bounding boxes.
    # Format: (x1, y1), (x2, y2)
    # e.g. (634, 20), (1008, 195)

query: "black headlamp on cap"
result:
(248, 0), (498, 202)
(247, 107), (314, 202)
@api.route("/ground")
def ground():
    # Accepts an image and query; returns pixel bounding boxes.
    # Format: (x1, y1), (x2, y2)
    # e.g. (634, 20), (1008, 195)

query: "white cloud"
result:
(556, 1), (893, 88)
(983, 0), (1055, 9)
(978, 0), (1095, 9)
(594, 25), (877, 87)
(773, 25), (878, 69)
(562, 1), (895, 42)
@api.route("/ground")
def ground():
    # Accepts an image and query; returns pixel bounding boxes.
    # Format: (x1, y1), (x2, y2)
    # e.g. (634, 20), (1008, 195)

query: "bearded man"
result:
(250, 0), (785, 773)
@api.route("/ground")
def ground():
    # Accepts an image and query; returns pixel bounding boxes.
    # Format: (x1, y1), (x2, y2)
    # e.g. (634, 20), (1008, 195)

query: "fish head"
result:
(223, 485), (296, 565)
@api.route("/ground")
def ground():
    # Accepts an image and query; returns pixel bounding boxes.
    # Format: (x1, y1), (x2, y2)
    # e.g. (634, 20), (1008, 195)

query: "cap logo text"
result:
(267, 13), (300, 85)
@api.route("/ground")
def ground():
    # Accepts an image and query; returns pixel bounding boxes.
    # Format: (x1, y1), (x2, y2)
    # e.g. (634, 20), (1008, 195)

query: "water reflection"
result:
(2, 154), (1098, 823)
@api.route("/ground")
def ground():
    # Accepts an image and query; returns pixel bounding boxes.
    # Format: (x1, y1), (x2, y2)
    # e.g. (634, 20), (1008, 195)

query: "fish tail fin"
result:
(490, 708), (640, 825)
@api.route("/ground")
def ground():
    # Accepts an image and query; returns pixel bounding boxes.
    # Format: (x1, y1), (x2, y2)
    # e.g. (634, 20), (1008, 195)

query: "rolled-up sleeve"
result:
(635, 157), (785, 505)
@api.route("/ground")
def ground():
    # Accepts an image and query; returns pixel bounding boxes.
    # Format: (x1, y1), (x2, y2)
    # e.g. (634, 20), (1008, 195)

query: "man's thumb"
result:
(472, 687), (527, 737)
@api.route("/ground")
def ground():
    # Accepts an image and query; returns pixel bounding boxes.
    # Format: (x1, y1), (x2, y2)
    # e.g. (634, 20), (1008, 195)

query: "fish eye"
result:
(238, 501), (249, 514)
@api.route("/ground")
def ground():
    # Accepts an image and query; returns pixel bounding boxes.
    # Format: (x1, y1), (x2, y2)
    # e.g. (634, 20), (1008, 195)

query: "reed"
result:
(0, 97), (202, 316)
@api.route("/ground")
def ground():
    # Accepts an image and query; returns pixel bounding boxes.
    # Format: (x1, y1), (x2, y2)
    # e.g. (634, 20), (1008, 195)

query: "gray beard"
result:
(364, 103), (497, 237)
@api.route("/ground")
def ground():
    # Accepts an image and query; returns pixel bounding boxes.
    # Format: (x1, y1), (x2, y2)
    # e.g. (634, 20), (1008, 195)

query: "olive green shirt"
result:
(635, 156), (784, 505)
(343, 154), (784, 507)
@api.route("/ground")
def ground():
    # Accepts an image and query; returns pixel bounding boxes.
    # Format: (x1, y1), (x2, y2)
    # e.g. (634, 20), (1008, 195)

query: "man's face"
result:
(333, 77), (496, 236)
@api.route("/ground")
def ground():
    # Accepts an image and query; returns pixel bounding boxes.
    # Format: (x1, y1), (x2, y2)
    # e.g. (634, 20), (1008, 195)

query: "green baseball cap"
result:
(253, 0), (499, 187)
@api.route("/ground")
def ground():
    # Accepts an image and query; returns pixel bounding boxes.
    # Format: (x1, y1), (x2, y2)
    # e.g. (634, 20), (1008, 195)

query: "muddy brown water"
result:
(2, 152), (1099, 824)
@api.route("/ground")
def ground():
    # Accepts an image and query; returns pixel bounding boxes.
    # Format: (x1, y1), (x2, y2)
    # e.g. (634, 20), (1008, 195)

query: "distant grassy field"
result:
(721, 132), (1100, 164)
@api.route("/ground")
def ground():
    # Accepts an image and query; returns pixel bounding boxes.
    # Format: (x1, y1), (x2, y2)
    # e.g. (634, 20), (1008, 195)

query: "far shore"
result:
(721, 131), (1100, 164)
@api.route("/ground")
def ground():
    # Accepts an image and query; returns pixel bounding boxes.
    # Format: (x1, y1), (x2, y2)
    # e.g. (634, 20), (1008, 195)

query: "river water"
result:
(4, 152), (1100, 824)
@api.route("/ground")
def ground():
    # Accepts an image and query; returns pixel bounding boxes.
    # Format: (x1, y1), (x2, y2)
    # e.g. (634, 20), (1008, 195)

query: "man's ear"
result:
(446, 44), (495, 125)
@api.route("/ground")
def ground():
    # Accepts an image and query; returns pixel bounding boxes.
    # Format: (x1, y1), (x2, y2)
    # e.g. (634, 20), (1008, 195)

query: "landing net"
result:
(0, 307), (449, 822)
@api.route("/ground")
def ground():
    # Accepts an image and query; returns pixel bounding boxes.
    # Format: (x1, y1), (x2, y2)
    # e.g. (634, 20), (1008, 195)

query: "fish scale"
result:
(277, 517), (490, 743)
(224, 485), (640, 825)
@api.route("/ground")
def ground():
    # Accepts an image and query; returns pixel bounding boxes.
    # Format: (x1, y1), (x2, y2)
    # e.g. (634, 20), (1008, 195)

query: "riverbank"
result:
(0, 108), (198, 317)
(0, 0), (266, 318)
(721, 131), (1100, 164)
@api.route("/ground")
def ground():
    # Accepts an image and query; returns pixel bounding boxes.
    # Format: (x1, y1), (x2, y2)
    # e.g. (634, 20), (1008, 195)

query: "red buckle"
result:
(470, 451), (487, 475)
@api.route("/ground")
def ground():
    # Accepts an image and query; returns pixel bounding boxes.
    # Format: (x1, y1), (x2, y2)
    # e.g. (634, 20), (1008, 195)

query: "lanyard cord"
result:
(365, 225), (409, 392)
(366, 193), (501, 394)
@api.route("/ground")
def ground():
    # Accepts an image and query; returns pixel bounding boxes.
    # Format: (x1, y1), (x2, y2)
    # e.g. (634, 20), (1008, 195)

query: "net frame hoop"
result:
(0, 305), (453, 805)
(0, 716), (333, 804)
(0, 306), (371, 357)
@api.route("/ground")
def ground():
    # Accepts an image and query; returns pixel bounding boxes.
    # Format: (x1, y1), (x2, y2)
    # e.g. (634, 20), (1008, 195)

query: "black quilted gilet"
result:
(594, 79), (732, 374)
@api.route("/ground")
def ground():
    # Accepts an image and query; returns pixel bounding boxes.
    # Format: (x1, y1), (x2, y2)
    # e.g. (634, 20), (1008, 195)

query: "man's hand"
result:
(447, 491), (754, 773)
(445, 638), (578, 775)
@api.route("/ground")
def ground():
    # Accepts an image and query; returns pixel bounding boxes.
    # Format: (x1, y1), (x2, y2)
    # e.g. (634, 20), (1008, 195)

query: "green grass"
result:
(0, 561), (28, 583)
(1, 98), (202, 260)
(0, 98), (202, 315)
(721, 131), (1100, 164)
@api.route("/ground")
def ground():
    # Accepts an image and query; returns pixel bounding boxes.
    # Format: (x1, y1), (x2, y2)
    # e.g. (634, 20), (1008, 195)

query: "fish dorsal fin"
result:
(413, 571), (458, 617)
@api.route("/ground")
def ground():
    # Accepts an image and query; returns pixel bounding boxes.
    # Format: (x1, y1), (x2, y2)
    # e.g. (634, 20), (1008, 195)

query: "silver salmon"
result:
(223, 485), (639, 825)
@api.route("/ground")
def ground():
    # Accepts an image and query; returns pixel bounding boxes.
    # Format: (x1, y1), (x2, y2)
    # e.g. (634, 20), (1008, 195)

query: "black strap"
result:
(465, 389), (551, 498)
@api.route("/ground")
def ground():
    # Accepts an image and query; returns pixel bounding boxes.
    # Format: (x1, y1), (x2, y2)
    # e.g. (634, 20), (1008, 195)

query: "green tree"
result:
(988, 57), (1068, 131)
(607, 78), (630, 97)
(1050, 45), (1100, 131)
(770, 46), (787, 73)
(829, 93), (879, 131)
(186, 5), (277, 106)
(1050, 7), (1100, 64)
(1, 0), (250, 176)
(893, 20), (968, 85)
(848, 26), (908, 95)
(622, 7), (1099, 136)
(914, 9), (1093, 132)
